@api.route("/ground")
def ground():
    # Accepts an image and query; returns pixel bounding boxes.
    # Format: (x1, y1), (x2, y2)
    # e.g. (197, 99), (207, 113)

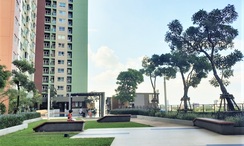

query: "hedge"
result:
(0, 112), (41, 129)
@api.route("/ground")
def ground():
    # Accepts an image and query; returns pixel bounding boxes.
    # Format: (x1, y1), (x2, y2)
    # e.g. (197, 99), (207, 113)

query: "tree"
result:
(0, 64), (11, 89)
(11, 60), (36, 114)
(154, 51), (211, 112)
(165, 5), (243, 111)
(140, 56), (176, 105)
(115, 68), (144, 107)
(0, 88), (28, 113)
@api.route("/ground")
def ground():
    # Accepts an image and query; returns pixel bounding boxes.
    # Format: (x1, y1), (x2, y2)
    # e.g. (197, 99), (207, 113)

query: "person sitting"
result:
(67, 110), (76, 121)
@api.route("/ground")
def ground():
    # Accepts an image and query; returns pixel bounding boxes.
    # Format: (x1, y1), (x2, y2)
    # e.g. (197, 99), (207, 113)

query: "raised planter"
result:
(193, 118), (244, 135)
(97, 115), (131, 123)
(0, 117), (42, 136)
(33, 121), (86, 132)
(137, 115), (193, 126)
(23, 117), (43, 124)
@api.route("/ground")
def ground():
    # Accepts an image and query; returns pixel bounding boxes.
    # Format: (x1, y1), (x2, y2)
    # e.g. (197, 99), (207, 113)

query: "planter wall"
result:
(0, 117), (43, 136)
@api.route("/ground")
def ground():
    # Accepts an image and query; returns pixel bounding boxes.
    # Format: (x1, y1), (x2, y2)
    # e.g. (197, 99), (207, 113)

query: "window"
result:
(59, 11), (66, 15)
(57, 77), (64, 82)
(57, 86), (64, 90)
(59, 27), (65, 31)
(59, 19), (65, 23)
(58, 60), (64, 64)
(57, 95), (63, 97)
(58, 68), (64, 73)
(59, 3), (66, 7)
(58, 35), (65, 40)
(58, 51), (64, 56)
(58, 43), (64, 48)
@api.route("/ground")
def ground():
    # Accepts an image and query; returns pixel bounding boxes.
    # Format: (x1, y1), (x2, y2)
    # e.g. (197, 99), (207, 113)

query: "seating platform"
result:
(33, 121), (85, 132)
(193, 118), (235, 135)
(97, 115), (131, 123)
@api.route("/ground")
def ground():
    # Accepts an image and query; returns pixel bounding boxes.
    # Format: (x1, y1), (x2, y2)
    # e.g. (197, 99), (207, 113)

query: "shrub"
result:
(165, 112), (177, 119)
(155, 111), (166, 117)
(0, 112), (41, 129)
(225, 115), (244, 127)
(110, 109), (150, 115)
(0, 102), (6, 115)
(180, 113), (198, 120)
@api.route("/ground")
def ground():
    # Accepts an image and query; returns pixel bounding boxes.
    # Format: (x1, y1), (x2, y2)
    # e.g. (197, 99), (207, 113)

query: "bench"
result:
(193, 118), (235, 135)
(33, 121), (85, 132)
(97, 115), (131, 123)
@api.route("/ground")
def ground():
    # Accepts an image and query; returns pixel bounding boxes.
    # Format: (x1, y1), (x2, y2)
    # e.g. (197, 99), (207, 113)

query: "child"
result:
(67, 110), (76, 121)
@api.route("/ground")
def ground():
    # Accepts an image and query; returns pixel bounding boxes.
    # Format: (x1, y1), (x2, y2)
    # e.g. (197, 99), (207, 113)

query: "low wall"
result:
(0, 117), (43, 136)
(137, 115), (193, 126)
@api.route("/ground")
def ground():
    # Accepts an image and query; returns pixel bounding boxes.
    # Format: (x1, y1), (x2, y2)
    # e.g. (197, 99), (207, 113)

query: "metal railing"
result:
(114, 103), (244, 113)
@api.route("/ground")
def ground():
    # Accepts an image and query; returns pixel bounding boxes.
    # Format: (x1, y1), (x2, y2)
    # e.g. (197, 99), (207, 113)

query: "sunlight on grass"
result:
(0, 119), (151, 146)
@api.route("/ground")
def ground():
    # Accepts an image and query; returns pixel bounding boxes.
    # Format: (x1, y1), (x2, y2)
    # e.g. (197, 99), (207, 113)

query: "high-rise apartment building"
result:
(35, 0), (88, 108)
(0, 0), (37, 113)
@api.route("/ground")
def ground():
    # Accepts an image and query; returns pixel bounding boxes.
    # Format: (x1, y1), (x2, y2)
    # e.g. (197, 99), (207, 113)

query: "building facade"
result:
(35, 0), (88, 108)
(0, 0), (37, 113)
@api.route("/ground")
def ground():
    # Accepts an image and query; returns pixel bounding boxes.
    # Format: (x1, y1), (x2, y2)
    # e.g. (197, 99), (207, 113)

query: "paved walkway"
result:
(71, 118), (244, 146)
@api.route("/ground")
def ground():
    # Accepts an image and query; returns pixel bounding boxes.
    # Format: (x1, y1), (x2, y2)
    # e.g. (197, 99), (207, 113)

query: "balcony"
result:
(42, 89), (48, 92)
(42, 80), (48, 83)
(43, 71), (49, 74)
(43, 62), (49, 65)
(52, 12), (56, 16)
(50, 71), (55, 74)
(51, 54), (55, 57)
(46, 3), (51, 7)
(44, 54), (49, 57)
(45, 20), (51, 23)
(53, 5), (56, 8)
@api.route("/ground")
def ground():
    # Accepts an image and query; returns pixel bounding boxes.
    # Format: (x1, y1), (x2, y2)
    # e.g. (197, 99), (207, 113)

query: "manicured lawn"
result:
(0, 119), (151, 146)
(84, 120), (152, 130)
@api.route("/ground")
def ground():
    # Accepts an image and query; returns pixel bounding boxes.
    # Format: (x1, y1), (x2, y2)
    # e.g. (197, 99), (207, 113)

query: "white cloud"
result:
(91, 69), (120, 82)
(91, 46), (122, 69)
(88, 29), (97, 32)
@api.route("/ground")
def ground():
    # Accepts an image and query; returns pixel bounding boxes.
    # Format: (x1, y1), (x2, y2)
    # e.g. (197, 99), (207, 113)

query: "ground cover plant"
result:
(0, 119), (151, 146)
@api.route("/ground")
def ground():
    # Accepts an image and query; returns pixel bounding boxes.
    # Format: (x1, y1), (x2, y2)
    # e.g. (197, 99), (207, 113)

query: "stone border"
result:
(0, 117), (43, 136)
(137, 115), (193, 126)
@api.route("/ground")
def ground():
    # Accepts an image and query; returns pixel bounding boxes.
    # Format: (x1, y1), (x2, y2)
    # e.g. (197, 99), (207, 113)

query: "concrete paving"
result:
(71, 118), (244, 146)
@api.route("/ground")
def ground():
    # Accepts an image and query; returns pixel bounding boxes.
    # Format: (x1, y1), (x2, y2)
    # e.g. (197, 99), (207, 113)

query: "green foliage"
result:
(155, 111), (166, 117)
(10, 60), (36, 113)
(0, 64), (11, 89)
(165, 5), (243, 110)
(0, 89), (28, 113)
(0, 102), (6, 114)
(110, 109), (149, 115)
(225, 115), (244, 127)
(0, 112), (40, 129)
(115, 68), (144, 103)
(140, 56), (176, 102)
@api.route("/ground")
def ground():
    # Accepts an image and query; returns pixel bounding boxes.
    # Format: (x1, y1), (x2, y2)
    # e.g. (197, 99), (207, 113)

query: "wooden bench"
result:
(193, 118), (235, 135)
(97, 115), (131, 123)
(33, 121), (85, 132)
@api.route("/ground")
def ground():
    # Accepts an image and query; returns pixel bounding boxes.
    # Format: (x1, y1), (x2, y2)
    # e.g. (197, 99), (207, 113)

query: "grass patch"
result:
(0, 119), (151, 146)
(84, 121), (152, 130)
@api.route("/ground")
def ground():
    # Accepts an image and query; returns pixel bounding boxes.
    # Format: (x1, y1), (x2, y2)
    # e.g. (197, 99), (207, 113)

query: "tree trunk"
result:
(180, 70), (189, 111)
(207, 53), (235, 110)
(14, 85), (20, 114)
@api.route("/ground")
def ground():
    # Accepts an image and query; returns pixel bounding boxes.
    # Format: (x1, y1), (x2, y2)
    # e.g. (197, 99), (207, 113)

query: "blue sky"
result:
(87, 0), (244, 105)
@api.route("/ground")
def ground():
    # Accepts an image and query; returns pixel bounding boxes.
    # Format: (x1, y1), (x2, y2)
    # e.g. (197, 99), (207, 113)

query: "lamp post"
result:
(164, 76), (167, 113)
